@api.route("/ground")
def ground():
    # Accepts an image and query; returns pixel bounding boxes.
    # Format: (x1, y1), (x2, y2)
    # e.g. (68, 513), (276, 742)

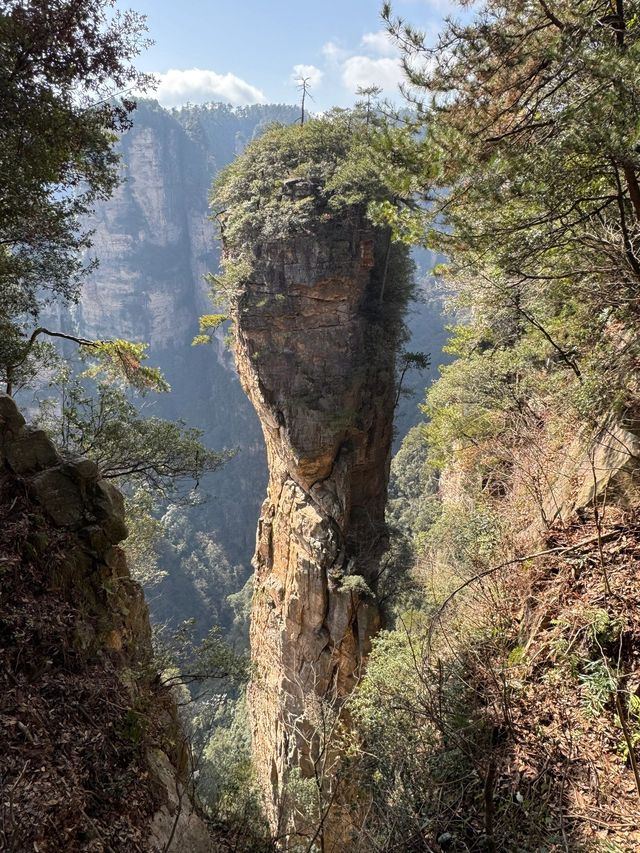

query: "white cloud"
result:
(318, 32), (405, 100)
(341, 55), (405, 95)
(153, 68), (266, 107)
(361, 31), (397, 57)
(290, 63), (323, 88)
(322, 41), (349, 65)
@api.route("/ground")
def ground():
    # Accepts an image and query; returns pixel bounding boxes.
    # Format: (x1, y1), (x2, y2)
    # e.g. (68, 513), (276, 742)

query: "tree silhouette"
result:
(296, 76), (314, 126)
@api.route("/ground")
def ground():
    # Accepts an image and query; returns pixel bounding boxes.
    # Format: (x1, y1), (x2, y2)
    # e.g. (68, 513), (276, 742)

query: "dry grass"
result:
(495, 509), (640, 851)
(368, 508), (640, 851)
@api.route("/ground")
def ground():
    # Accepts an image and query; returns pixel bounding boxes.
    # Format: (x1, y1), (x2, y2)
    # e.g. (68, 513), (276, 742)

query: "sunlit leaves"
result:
(81, 339), (169, 393)
(191, 313), (228, 346)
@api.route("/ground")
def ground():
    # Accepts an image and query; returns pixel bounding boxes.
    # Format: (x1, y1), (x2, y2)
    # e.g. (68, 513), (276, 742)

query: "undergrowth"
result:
(346, 506), (640, 852)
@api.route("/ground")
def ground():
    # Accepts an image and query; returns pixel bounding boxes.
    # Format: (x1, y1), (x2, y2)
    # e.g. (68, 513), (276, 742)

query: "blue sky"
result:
(124, 0), (456, 110)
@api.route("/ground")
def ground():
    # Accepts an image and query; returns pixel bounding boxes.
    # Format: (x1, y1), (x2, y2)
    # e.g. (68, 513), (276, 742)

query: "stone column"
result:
(230, 211), (403, 846)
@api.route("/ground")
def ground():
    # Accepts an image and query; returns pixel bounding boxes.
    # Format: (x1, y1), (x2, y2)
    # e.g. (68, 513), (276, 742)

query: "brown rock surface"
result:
(230, 214), (407, 842)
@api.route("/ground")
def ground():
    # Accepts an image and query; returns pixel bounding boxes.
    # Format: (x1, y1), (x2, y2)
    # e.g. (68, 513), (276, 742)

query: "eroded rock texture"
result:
(230, 212), (407, 842)
(0, 395), (217, 852)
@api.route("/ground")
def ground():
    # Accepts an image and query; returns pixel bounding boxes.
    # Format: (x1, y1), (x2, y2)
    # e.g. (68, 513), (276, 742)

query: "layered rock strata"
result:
(230, 212), (406, 841)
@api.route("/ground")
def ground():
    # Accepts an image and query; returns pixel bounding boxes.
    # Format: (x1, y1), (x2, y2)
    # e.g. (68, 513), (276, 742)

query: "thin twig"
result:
(615, 691), (640, 801)
(432, 531), (622, 632)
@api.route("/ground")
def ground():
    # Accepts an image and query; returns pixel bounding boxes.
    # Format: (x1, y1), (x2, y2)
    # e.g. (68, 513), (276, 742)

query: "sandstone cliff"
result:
(228, 204), (411, 841)
(61, 101), (446, 637)
(0, 395), (217, 852)
(70, 102), (300, 630)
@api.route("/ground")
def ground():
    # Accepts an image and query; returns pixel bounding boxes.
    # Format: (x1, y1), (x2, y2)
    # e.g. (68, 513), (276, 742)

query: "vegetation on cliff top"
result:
(211, 113), (410, 248)
(207, 112), (422, 314)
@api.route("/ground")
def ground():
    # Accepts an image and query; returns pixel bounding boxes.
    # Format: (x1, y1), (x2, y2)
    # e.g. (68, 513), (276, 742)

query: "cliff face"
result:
(230, 213), (405, 837)
(0, 395), (216, 852)
(67, 102), (299, 630)
(79, 101), (299, 351)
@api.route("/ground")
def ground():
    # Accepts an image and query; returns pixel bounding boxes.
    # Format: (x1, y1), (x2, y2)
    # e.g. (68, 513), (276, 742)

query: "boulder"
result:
(94, 480), (128, 544)
(5, 427), (59, 474)
(147, 748), (220, 853)
(0, 394), (26, 433)
(29, 467), (84, 527)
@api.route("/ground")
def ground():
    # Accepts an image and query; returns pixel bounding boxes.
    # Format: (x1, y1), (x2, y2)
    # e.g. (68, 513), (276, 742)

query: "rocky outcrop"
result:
(65, 101), (445, 637)
(230, 212), (408, 842)
(541, 419), (640, 525)
(0, 395), (217, 852)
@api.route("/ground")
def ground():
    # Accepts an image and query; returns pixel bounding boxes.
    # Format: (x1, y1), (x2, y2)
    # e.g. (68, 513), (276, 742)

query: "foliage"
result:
(579, 658), (618, 717)
(338, 573), (374, 597)
(212, 112), (410, 253)
(0, 329), (62, 395)
(81, 339), (169, 392)
(349, 616), (491, 852)
(35, 371), (232, 592)
(191, 313), (228, 347)
(1, 326), (169, 395)
(394, 349), (430, 408)
(193, 696), (276, 851)
(226, 577), (254, 646)
(155, 504), (247, 635)
(123, 489), (167, 588)
(208, 111), (422, 336)
(323, 6), (640, 849)
(0, 1), (164, 397)
(153, 624), (270, 848)
(36, 375), (230, 495)
(381, 0), (640, 446)
(0, 0), (153, 321)
(155, 620), (248, 693)
(205, 255), (253, 306)
(387, 425), (440, 550)
(354, 84), (383, 129)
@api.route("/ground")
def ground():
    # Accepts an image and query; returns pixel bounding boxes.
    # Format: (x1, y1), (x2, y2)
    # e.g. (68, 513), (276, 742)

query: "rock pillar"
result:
(230, 208), (405, 844)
